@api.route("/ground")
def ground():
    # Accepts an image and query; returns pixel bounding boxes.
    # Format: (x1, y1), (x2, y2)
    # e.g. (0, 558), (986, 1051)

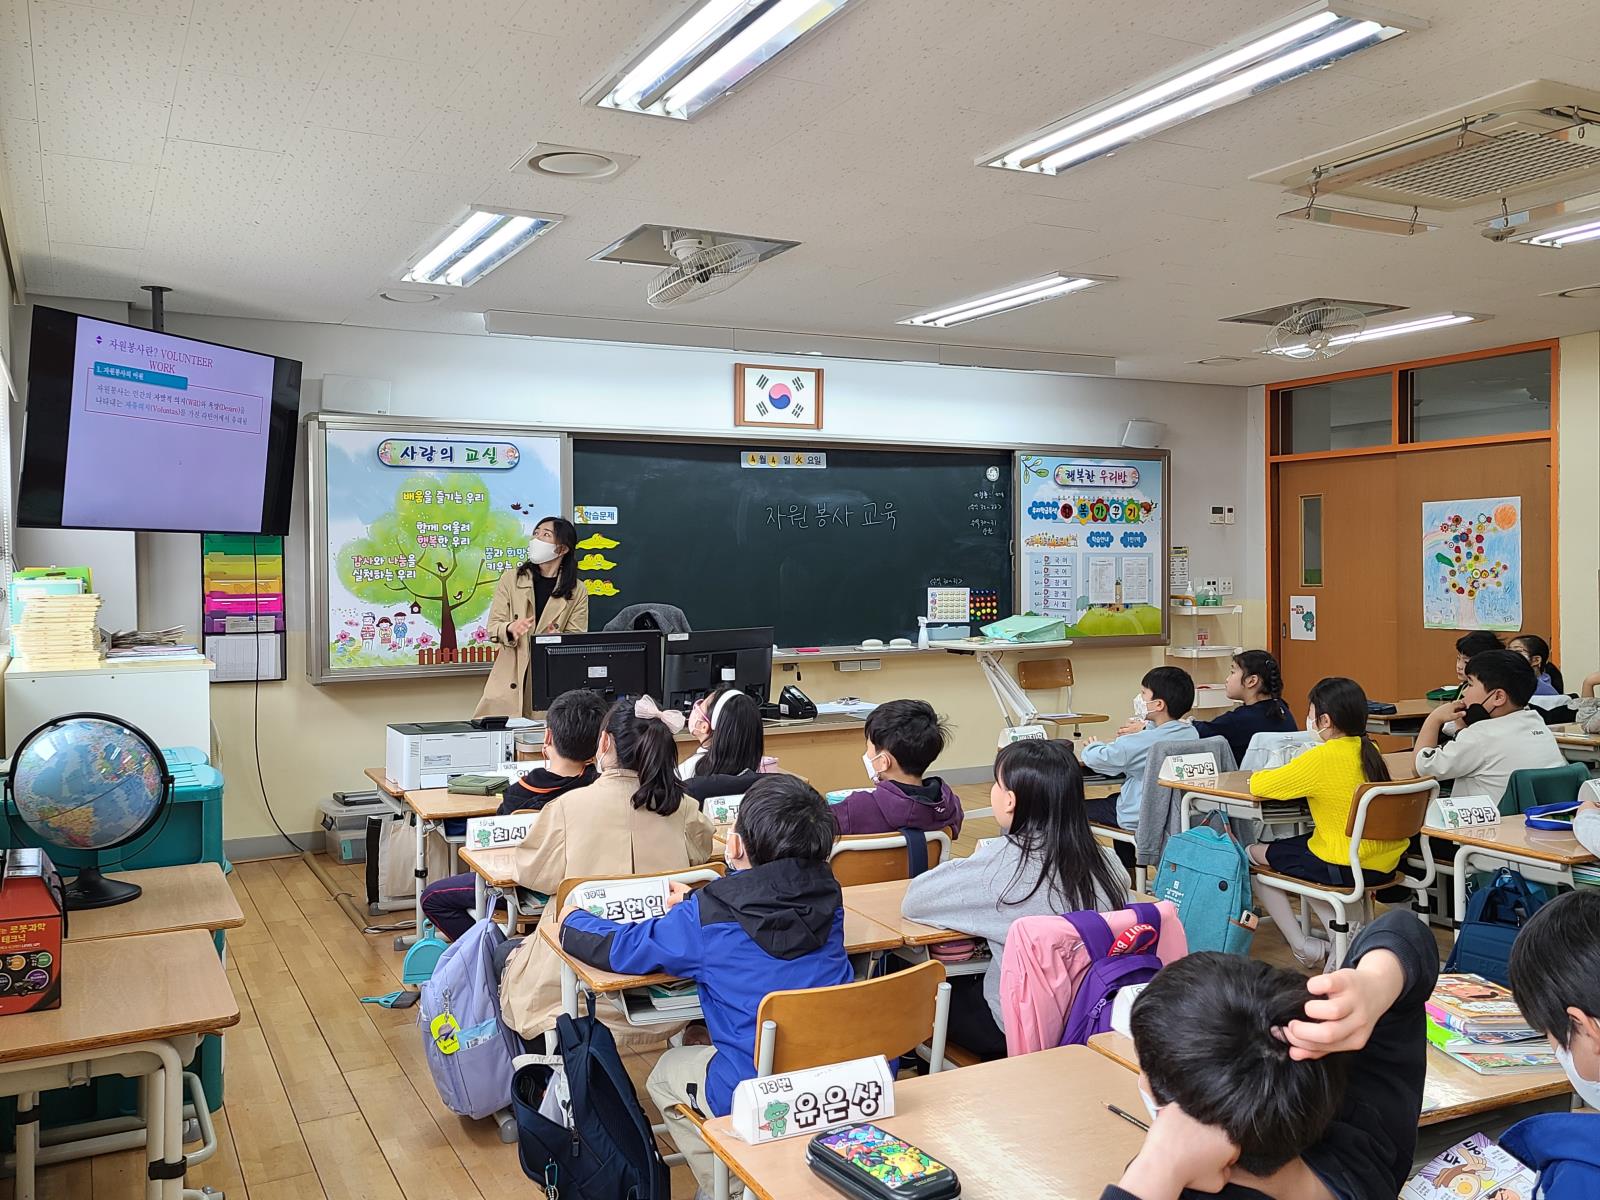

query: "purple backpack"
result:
(1059, 902), (1166, 1047)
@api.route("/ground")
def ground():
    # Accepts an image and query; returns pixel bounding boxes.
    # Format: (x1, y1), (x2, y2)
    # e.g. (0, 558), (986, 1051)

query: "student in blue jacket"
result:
(1500, 891), (1600, 1199)
(560, 773), (853, 1196)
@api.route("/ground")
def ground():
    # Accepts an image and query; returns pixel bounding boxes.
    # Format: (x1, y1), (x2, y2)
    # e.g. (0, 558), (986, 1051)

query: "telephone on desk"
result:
(762, 685), (818, 722)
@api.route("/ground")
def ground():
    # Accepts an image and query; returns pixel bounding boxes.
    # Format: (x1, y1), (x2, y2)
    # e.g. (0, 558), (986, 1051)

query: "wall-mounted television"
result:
(17, 306), (302, 535)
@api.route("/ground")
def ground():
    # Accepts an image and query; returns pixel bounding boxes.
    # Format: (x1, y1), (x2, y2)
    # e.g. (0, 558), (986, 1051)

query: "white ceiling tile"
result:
(184, 0), (354, 81)
(41, 153), (157, 247)
(170, 67), (315, 153)
(304, 48), (455, 139)
(336, 0), (521, 67)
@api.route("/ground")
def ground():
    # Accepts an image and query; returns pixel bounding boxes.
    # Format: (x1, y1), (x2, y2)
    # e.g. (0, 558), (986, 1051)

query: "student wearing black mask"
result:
(1414, 649), (1565, 803)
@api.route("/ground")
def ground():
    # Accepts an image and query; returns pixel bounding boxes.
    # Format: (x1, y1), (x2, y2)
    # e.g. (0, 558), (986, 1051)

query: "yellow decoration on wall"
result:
(577, 553), (617, 571)
(577, 533), (620, 550)
(584, 579), (620, 597)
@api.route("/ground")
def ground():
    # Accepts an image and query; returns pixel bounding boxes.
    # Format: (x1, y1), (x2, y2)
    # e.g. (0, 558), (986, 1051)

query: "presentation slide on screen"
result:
(62, 316), (274, 531)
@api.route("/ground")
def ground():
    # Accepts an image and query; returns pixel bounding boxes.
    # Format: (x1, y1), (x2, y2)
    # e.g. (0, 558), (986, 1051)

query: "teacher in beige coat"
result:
(475, 515), (589, 719)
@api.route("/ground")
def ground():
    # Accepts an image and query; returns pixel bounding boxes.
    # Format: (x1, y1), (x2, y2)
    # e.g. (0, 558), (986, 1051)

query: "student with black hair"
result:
(1082, 666), (1199, 833)
(497, 695), (715, 1042)
(1509, 633), (1565, 696)
(1101, 908), (1438, 1200)
(677, 687), (775, 805)
(1192, 649), (1298, 762)
(561, 773), (853, 1196)
(419, 687), (607, 940)
(832, 699), (964, 837)
(1453, 630), (1505, 687)
(1496, 891), (1600, 1197)
(1246, 677), (1396, 968)
(1415, 649), (1564, 804)
(901, 739), (1128, 1059)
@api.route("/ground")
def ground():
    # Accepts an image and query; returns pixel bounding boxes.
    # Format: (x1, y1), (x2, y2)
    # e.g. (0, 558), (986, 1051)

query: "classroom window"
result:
(1272, 373), (1392, 454)
(1300, 495), (1323, 586)
(1401, 348), (1551, 443)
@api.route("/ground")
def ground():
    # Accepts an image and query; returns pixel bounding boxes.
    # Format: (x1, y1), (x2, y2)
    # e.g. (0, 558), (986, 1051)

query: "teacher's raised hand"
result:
(509, 615), (537, 639)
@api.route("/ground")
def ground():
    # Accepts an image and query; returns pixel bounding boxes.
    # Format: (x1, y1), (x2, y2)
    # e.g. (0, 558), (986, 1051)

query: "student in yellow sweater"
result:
(1246, 677), (1403, 968)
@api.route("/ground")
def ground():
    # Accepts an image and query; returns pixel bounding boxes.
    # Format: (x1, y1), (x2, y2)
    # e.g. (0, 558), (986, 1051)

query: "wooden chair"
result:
(1017, 657), (1090, 737)
(686, 961), (952, 1200)
(1250, 777), (1440, 968)
(829, 831), (952, 885)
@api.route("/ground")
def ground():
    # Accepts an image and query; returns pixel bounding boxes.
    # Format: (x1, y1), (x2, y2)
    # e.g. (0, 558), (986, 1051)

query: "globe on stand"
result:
(6, 713), (173, 909)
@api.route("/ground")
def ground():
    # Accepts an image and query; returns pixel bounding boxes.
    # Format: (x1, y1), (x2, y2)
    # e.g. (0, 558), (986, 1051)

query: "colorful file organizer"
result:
(201, 534), (286, 682)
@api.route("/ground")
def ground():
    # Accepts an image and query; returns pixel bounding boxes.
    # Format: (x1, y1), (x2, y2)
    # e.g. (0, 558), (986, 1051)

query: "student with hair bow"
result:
(497, 695), (715, 1043)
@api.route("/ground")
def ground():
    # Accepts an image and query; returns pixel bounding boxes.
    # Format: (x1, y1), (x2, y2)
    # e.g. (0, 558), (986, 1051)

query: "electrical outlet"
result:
(1201, 577), (1221, 593)
(1219, 578), (1234, 596)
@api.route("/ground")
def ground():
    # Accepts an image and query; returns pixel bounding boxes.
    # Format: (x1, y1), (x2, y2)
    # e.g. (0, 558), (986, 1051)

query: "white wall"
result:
(1559, 333), (1600, 676)
(14, 302), (1257, 845)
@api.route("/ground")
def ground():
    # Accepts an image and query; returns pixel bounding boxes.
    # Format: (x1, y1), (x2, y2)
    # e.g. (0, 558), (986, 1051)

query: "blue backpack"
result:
(1150, 811), (1254, 956)
(511, 993), (670, 1200)
(1059, 902), (1167, 1046)
(417, 899), (521, 1120)
(1445, 867), (1546, 986)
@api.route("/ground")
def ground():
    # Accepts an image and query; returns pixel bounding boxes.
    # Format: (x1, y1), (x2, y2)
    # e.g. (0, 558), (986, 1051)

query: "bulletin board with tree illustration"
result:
(307, 417), (566, 683)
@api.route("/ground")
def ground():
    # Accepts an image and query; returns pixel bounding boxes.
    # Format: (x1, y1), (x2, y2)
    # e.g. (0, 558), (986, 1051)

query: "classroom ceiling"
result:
(4, 0), (1600, 386)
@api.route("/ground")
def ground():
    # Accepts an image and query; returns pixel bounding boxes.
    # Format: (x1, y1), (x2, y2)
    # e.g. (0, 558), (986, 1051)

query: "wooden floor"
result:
(8, 784), (1433, 1199)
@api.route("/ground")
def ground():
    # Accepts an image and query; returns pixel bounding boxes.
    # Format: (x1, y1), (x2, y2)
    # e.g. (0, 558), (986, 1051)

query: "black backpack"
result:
(511, 995), (670, 1200)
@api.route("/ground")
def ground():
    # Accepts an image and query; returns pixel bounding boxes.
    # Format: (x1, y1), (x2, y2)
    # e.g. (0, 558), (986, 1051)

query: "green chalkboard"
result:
(571, 440), (1013, 647)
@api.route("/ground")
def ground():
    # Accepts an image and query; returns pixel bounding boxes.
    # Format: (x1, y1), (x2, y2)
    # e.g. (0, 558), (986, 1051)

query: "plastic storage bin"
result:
(320, 791), (394, 864)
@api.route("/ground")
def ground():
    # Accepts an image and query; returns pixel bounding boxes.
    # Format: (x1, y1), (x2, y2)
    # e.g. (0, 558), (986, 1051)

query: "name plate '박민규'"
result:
(730, 1057), (895, 1144)
(1427, 794), (1501, 831)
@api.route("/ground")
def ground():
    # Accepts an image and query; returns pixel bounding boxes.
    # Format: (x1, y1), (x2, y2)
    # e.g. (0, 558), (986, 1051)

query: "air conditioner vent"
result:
(1252, 82), (1600, 211)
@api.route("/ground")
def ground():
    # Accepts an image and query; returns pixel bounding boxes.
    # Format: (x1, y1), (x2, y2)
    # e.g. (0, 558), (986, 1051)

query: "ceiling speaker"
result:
(1120, 419), (1166, 448)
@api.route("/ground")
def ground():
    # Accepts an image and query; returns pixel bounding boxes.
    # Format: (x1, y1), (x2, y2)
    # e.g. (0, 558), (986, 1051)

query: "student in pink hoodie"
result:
(832, 700), (964, 837)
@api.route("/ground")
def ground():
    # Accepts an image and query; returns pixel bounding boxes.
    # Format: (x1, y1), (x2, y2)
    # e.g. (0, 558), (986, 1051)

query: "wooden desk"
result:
(65, 863), (243, 942)
(540, 905), (908, 1025)
(1087, 1030), (1570, 1128)
(1423, 815), (1596, 926)
(365, 765), (505, 948)
(702, 1045), (1148, 1200)
(841, 879), (966, 947)
(1367, 699), (1437, 738)
(0, 930), (239, 1198)
(458, 846), (543, 935)
(1176, 770), (1308, 831)
(1551, 722), (1600, 766)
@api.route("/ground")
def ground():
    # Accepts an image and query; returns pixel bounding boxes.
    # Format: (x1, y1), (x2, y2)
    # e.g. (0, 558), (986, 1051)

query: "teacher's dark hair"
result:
(520, 516), (578, 600)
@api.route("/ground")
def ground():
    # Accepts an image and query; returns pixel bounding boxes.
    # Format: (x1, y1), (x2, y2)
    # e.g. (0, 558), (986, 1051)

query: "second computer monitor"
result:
(529, 630), (665, 711)
(663, 627), (775, 711)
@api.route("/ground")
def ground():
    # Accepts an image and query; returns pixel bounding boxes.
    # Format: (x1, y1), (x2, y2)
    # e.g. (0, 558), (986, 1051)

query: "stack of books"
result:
(14, 593), (103, 668)
(1425, 974), (1555, 1075)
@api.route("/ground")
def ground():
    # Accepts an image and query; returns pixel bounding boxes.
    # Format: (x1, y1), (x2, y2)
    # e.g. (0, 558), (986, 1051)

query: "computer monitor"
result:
(662, 627), (775, 711)
(529, 631), (664, 710)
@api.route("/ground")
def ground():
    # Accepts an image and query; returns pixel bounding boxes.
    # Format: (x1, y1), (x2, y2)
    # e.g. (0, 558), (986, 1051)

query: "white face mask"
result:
(1132, 694), (1149, 722)
(1138, 1085), (1161, 1123)
(1306, 711), (1326, 739)
(1555, 1043), (1600, 1110)
(863, 751), (882, 783)
(527, 538), (561, 565)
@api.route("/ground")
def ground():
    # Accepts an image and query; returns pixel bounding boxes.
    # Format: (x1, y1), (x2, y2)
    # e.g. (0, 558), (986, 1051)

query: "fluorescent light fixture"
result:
(1267, 312), (1484, 356)
(403, 209), (560, 287)
(981, 2), (1424, 175)
(899, 273), (1110, 328)
(592, 0), (858, 120)
(1483, 191), (1600, 247)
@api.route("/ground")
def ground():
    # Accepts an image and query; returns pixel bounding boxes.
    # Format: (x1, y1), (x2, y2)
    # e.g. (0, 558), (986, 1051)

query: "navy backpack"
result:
(511, 994), (670, 1200)
(1444, 867), (1546, 986)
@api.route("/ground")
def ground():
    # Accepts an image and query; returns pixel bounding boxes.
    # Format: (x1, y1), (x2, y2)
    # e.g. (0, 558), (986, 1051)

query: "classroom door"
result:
(1273, 456), (1400, 716)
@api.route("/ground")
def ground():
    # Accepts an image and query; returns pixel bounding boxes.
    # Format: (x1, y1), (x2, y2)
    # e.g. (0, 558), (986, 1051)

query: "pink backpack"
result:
(1000, 900), (1188, 1057)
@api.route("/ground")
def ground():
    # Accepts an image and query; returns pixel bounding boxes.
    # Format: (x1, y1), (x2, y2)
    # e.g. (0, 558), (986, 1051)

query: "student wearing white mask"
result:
(474, 515), (589, 718)
(1499, 891), (1600, 1198)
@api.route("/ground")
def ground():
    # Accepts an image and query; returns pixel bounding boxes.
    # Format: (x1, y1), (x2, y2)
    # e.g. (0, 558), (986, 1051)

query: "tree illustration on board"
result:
(337, 473), (523, 655)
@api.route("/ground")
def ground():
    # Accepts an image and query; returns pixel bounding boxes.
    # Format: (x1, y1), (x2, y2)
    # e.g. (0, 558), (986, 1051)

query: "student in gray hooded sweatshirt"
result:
(902, 739), (1128, 1059)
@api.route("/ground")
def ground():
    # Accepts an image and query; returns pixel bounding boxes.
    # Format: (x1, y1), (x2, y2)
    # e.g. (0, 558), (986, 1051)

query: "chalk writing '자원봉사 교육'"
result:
(764, 501), (898, 530)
